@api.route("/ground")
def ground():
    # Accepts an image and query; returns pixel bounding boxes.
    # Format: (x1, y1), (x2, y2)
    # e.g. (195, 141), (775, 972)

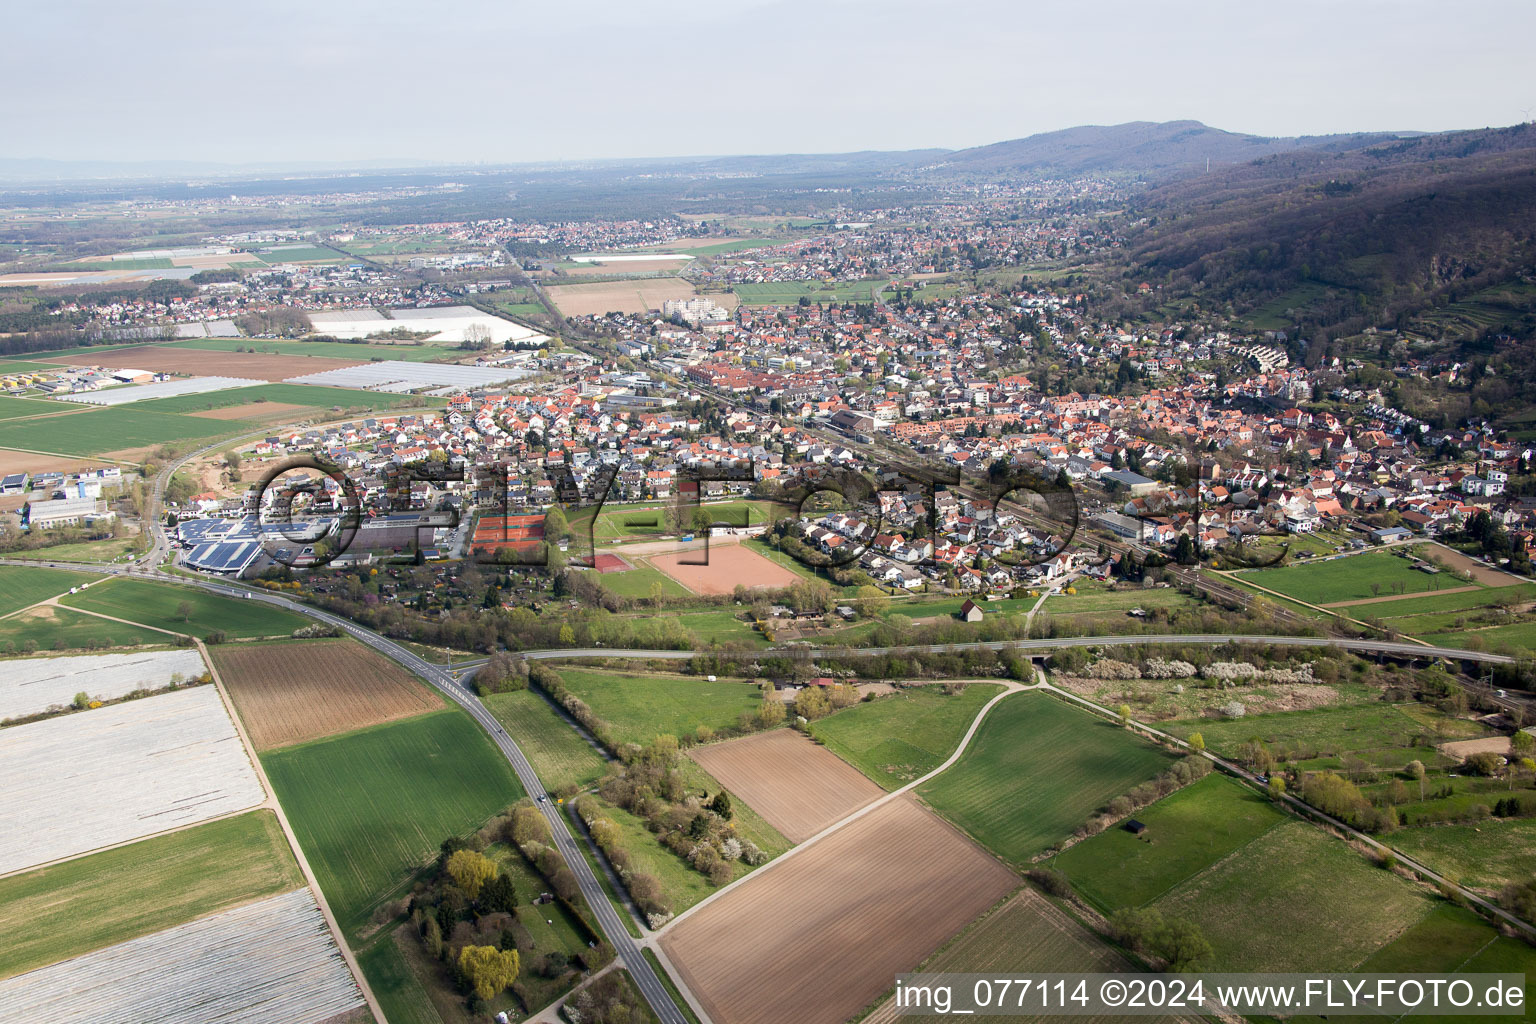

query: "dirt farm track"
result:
(659, 795), (1017, 1024)
(689, 730), (884, 843)
(210, 640), (441, 750)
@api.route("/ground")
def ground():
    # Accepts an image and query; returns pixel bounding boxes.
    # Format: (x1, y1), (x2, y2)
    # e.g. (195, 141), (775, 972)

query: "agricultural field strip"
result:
(211, 639), (441, 751)
(688, 729), (885, 843)
(0, 887), (363, 1024)
(0, 649), (205, 720)
(0, 685), (265, 874)
(658, 795), (1018, 1024)
(655, 679), (1026, 934)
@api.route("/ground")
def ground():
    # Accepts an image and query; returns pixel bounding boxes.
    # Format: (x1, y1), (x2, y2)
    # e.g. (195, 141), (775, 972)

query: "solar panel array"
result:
(284, 360), (532, 392)
(58, 376), (263, 406)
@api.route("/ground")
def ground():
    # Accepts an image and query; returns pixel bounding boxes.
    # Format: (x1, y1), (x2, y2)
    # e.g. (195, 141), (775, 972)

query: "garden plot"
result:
(0, 887), (364, 1024)
(0, 648), (206, 720)
(0, 685), (264, 873)
(56, 376), (264, 406)
(285, 359), (532, 392)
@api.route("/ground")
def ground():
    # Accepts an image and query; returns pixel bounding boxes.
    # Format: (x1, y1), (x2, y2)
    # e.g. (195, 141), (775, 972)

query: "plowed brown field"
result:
(211, 639), (440, 750)
(52, 345), (364, 380)
(659, 795), (1017, 1024)
(690, 729), (883, 842)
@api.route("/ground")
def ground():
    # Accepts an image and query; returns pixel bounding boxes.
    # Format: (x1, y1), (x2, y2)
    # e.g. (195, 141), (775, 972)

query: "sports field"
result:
(0, 810), (301, 980)
(918, 692), (1173, 865)
(596, 562), (690, 600)
(1154, 821), (1430, 971)
(61, 578), (309, 638)
(811, 683), (1004, 789)
(483, 687), (609, 793)
(689, 729), (883, 842)
(553, 668), (763, 746)
(262, 708), (522, 935)
(0, 564), (92, 617)
(649, 543), (803, 595)
(1051, 774), (1287, 910)
(659, 795), (1017, 1024)
(211, 638), (441, 750)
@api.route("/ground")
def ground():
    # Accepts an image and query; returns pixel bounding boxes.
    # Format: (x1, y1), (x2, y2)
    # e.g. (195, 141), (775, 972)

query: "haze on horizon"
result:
(9, 0), (1534, 167)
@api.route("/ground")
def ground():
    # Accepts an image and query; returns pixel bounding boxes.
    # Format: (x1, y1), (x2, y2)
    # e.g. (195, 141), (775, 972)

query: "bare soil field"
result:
(1428, 543), (1524, 587)
(1438, 736), (1512, 760)
(0, 450), (123, 475)
(52, 345), (364, 380)
(544, 278), (698, 317)
(649, 544), (801, 595)
(564, 259), (691, 275)
(659, 795), (1017, 1024)
(860, 887), (1191, 1024)
(187, 401), (312, 422)
(689, 730), (883, 842)
(211, 639), (440, 750)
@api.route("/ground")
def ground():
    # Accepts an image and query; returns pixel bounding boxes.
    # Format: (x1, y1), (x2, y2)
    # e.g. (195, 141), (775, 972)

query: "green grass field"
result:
(484, 688), (609, 793)
(356, 931), (442, 1024)
(0, 564), (93, 617)
(1154, 821), (1430, 972)
(0, 405), (250, 456)
(570, 499), (780, 544)
(1237, 550), (1484, 605)
(1051, 774), (1287, 910)
(263, 709), (522, 936)
(812, 683), (1004, 789)
(0, 605), (168, 653)
(586, 798), (719, 914)
(0, 536), (140, 563)
(0, 810), (302, 980)
(1389, 817), (1536, 891)
(1161, 702), (1489, 770)
(0, 394), (80, 420)
(553, 668), (763, 746)
(918, 692), (1173, 865)
(131, 382), (430, 415)
(596, 563), (690, 600)
(0, 360), (74, 373)
(882, 888), (1183, 1024)
(60, 578), (309, 638)
(1438, 621), (1536, 652)
(258, 245), (345, 264)
(731, 280), (886, 305)
(160, 337), (454, 364)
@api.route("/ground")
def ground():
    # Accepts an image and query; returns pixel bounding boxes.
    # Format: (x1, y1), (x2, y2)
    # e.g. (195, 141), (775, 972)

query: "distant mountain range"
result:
(922, 120), (1424, 179)
(0, 121), (1442, 185)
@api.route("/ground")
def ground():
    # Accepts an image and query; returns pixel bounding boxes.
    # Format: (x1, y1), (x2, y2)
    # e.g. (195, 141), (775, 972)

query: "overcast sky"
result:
(10, 0), (1533, 166)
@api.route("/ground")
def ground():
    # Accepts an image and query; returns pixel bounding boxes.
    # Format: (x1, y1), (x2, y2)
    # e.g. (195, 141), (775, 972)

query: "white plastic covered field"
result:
(0, 649), (208, 720)
(0, 888), (364, 1023)
(0, 684), (264, 873)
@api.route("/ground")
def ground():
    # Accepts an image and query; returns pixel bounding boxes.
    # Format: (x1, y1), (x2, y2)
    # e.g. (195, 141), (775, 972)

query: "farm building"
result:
(959, 599), (985, 623)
